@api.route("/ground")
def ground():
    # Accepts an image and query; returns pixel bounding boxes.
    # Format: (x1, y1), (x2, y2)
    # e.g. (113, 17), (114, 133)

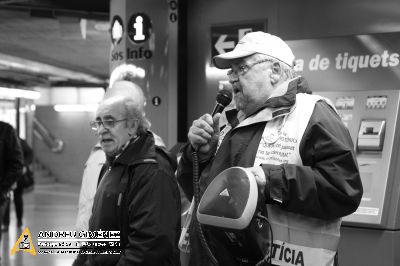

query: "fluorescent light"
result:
(0, 53), (106, 84)
(0, 87), (41, 99)
(54, 104), (98, 112)
(94, 21), (110, 32)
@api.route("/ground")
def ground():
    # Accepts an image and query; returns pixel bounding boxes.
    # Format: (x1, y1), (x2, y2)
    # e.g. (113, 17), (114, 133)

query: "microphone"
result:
(211, 89), (233, 117)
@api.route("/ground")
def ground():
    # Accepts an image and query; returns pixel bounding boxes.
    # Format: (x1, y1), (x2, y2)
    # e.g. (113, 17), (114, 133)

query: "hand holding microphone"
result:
(188, 89), (232, 161)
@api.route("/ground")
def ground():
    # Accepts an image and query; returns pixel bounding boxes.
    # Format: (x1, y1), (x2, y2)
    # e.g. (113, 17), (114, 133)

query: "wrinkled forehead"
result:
(95, 97), (125, 119)
(105, 81), (146, 110)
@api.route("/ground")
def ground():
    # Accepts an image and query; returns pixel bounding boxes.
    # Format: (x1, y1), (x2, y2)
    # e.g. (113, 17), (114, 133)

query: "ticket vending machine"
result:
(315, 90), (400, 266)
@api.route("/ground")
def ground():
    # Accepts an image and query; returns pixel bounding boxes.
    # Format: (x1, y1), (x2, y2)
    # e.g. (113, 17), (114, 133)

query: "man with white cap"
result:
(176, 31), (363, 266)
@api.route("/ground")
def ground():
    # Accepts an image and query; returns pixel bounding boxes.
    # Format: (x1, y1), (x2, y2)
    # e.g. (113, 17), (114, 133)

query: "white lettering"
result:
(334, 50), (400, 72)
(309, 54), (330, 71)
(133, 16), (145, 41)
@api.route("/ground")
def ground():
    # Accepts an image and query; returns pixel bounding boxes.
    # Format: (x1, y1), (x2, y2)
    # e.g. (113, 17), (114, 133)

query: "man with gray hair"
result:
(74, 80), (167, 233)
(75, 80), (181, 266)
(177, 31), (363, 266)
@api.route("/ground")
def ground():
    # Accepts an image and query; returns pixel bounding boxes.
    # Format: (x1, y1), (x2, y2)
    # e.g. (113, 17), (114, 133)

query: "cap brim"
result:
(213, 50), (255, 69)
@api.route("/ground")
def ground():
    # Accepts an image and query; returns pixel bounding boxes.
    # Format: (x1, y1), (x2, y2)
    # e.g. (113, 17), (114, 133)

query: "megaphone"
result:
(197, 167), (272, 263)
(197, 167), (258, 229)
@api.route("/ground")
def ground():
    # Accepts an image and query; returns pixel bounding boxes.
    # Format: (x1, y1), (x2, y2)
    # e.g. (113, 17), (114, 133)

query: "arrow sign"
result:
(214, 34), (235, 54)
(211, 21), (267, 63)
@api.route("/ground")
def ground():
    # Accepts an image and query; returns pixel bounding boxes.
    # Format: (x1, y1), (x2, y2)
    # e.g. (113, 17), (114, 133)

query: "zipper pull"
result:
(117, 193), (123, 206)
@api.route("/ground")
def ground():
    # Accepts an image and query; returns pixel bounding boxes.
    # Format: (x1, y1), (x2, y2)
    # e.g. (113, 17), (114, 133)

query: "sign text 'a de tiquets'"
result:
(293, 50), (399, 73)
(287, 32), (400, 75)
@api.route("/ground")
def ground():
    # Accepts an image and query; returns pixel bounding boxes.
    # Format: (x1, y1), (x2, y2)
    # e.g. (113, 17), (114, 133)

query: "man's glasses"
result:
(89, 119), (128, 131)
(227, 59), (273, 79)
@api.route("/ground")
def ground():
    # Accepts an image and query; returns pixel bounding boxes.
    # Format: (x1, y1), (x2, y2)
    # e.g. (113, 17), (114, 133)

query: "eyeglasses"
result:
(89, 119), (128, 131)
(227, 59), (273, 79)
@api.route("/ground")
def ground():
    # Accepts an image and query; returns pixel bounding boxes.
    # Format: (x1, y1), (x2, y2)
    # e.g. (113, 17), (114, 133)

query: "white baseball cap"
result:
(213, 31), (295, 69)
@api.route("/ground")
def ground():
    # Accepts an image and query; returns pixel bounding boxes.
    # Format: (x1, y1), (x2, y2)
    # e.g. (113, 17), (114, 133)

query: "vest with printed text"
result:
(252, 93), (340, 266)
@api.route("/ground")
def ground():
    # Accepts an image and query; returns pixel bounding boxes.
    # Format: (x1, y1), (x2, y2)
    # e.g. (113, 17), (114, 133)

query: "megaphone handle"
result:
(192, 150), (219, 266)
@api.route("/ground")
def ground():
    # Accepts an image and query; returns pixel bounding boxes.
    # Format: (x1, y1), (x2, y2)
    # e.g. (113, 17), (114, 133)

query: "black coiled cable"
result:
(255, 213), (274, 266)
(192, 150), (219, 266)
(192, 149), (273, 266)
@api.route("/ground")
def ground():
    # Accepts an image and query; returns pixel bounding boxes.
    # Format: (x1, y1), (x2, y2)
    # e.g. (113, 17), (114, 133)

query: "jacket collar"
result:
(225, 76), (312, 128)
(112, 131), (157, 166)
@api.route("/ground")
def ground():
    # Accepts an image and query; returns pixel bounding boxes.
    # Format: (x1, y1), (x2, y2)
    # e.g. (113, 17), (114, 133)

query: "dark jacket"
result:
(0, 121), (24, 203)
(17, 137), (34, 189)
(88, 131), (181, 266)
(177, 77), (363, 265)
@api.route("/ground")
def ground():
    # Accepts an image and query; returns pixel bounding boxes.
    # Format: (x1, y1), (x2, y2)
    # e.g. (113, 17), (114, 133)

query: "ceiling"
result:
(0, 0), (111, 89)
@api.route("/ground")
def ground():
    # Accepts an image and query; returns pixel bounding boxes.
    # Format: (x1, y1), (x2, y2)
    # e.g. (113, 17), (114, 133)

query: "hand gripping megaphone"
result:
(197, 167), (258, 229)
(197, 167), (272, 264)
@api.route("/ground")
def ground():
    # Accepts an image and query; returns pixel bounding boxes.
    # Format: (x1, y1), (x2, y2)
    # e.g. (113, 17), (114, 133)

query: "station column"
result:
(109, 0), (178, 148)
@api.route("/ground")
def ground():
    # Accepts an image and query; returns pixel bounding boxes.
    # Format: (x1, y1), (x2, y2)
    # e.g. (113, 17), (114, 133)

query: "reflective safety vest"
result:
(253, 93), (340, 266)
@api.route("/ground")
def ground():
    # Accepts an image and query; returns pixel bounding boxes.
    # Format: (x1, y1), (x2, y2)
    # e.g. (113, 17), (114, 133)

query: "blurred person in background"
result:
(75, 141), (105, 232)
(2, 137), (33, 231)
(0, 121), (23, 264)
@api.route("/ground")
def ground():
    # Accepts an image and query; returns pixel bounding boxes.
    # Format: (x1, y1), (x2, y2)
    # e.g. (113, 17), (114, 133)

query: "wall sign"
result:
(152, 96), (161, 106)
(168, 0), (178, 22)
(127, 13), (152, 44)
(211, 21), (267, 60)
(287, 32), (400, 92)
(111, 15), (124, 46)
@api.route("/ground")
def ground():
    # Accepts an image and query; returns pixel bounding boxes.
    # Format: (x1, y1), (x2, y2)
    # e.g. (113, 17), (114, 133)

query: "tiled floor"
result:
(1, 183), (80, 266)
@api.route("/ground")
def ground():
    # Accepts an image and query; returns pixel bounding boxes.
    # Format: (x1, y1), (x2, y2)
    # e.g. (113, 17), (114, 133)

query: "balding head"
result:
(103, 80), (150, 135)
(104, 79), (167, 147)
(105, 80), (147, 110)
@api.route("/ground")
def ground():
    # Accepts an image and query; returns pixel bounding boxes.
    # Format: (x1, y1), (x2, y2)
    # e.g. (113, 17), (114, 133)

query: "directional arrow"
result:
(214, 34), (235, 54)
(219, 188), (230, 197)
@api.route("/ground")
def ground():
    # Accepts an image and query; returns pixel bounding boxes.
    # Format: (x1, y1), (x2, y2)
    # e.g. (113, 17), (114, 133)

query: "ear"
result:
(127, 119), (138, 137)
(270, 62), (282, 84)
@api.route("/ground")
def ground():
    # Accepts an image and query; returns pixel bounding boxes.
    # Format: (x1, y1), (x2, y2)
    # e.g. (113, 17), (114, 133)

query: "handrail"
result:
(33, 116), (64, 153)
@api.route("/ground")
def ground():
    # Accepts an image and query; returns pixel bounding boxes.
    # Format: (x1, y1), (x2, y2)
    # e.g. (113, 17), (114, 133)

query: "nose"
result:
(228, 74), (239, 84)
(227, 69), (239, 84)
(97, 123), (109, 134)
